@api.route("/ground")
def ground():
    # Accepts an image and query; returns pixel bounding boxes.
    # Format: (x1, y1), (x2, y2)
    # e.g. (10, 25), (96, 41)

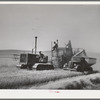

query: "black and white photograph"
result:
(0, 2), (100, 91)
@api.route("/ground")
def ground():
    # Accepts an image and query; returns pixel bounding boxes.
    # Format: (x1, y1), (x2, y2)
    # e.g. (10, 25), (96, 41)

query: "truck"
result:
(63, 49), (96, 72)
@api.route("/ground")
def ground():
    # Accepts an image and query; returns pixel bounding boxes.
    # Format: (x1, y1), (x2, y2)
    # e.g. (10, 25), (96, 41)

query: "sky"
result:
(0, 4), (100, 52)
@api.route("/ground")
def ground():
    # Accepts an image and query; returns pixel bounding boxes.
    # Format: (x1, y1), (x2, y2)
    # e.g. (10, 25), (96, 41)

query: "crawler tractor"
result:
(17, 37), (54, 70)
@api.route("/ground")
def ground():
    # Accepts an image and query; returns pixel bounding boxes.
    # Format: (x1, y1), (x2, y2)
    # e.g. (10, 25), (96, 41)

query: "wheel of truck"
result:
(88, 67), (93, 73)
(84, 66), (93, 73)
(76, 65), (84, 72)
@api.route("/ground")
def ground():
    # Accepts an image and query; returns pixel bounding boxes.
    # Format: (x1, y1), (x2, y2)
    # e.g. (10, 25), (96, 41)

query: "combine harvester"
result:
(17, 37), (54, 70)
(51, 40), (96, 72)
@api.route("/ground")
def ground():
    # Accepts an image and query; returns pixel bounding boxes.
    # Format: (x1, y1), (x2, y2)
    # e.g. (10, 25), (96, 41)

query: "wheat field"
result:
(0, 62), (99, 89)
(31, 72), (100, 89)
(0, 50), (100, 89)
(0, 65), (84, 89)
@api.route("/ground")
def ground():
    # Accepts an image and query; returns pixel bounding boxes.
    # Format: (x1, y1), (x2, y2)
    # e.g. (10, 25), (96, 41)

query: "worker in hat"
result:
(52, 41), (58, 51)
(39, 51), (44, 62)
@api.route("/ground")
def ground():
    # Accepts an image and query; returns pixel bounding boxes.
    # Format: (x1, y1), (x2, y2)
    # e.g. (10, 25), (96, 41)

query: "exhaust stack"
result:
(35, 36), (37, 54)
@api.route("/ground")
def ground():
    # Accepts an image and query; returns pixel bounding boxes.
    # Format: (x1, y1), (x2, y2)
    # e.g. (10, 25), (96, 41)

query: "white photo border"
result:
(0, 1), (100, 99)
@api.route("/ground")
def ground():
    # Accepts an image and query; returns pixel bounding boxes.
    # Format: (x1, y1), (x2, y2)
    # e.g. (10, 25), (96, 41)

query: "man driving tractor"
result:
(39, 51), (44, 62)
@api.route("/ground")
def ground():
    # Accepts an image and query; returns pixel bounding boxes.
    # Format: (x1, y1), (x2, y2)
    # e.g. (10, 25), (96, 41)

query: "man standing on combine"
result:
(52, 41), (58, 51)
